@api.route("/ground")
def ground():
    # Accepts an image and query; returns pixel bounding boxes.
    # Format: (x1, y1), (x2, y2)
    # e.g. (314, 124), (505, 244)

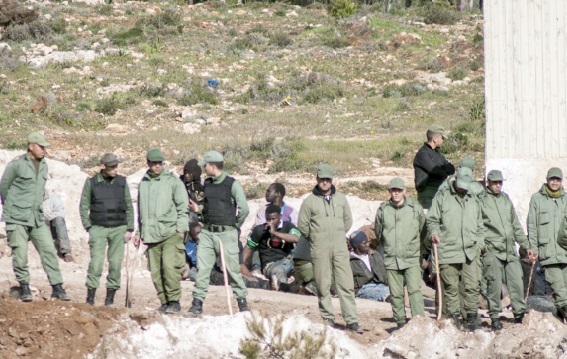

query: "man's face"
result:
(389, 188), (405, 203)
(265, 186), (278, 203)
(487, 180), (502, 194)
(265, 212), (281, 228)
(203, 163), (216, 177)
(317, 177), (332, 193)
(190, 225), (202, 242)
(102, 164), (118, 178)
(548, 177), (562, 191)
(355, 240), (370, 255)
(184, 171), (194, 183)
(453, 181), (468, 194)
(434, 134), (444, 147)
(148, 160), (163, 175)
(28, 143), (46, 160)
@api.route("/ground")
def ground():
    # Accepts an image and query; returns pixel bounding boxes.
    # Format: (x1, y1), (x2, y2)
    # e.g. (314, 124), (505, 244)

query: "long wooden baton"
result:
(433, 243), (442, 321)
(218, 237), (234, 316)
(126, 234), (140, 308)
(124, 240), (131, 308)
(525, 261), (536, 301)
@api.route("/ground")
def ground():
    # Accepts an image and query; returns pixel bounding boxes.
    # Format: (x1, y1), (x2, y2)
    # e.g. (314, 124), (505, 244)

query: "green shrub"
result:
(270, 32), (292, 47)
(95, 97), (122, 116)
(178, 84), (218, 106)
(383, 82), (428, 98)
(328, 0), (359, 18)
(422, 3), (461, 25)
(50, 18), (67, 34)
(112, 27), (145, 46)
(3, 22), (52, 42)
(138, 9), (182, 29)
(447, 64), (469, 81)
(321, 34), (350, 48)
(303, 85), (344, 103)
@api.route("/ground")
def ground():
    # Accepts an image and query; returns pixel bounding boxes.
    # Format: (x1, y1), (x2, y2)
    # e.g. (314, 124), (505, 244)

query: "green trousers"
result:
(439, 256), (480, 317)
(482, 251), (526, 318)
(7, 223), (63, 285)
(387, 266), (424, 325)
(86, 225), (127, 290)
(294, 260), (314, 283)
(543, 263), (567, 309)
(311, 236), (358, 325)
(417, 186), (439, 210)
(147, 233), (185, 304)
(193, 228), (247, 301)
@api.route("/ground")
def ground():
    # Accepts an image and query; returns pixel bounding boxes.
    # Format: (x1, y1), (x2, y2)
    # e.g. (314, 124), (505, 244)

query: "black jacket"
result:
(413, 143), (455, 191)
(350, 251), (388, 293)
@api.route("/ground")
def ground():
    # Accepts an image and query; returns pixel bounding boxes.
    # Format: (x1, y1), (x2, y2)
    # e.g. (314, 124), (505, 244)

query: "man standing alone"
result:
(0, 132), (70, 302)
(298, 164), (362, 333)
(134, 149), (188, 313)
(188, 151), (250, 316)
(80, 153), (134, 306)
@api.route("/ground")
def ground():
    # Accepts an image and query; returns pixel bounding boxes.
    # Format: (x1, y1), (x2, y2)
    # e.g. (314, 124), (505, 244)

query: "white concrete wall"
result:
(485, 0), (567, 223)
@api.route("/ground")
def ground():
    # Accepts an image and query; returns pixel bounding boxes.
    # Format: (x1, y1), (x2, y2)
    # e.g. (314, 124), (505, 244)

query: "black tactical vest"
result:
(89, 175), (127, 227)
(202, 176), (236, 226)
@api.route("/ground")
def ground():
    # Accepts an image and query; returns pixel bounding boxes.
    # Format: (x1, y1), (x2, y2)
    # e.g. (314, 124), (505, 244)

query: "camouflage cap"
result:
(428, 124), (448, 138)
(459, 156), (476, 170)
(198, 151), (224, 166)
(100, 153), (119, 166)
(388, 177), (406, 189)
(455, 167), (473, 190)
(547, 167), (563, 180)
(487, 170), (504, 182)
(27, 132), (49, 147)
(317, 164), (334, 179)
(146, 149), (164, 162)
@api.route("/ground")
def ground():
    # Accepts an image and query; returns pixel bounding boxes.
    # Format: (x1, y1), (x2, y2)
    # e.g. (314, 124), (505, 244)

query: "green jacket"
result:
(200, 171), (249, 228)
(0, 153), (47, 226)
(79, 172), (135, 231)
(438, 175), (485, 197)
(350, 250), (388, 292)
(527, 184), (567, 266)
(298, 185), (353, 247)
(375, 197), (425, 270)
(138, 169), (189, 244)
(480, 188), (529, 262)
(425, 183), (484, 264)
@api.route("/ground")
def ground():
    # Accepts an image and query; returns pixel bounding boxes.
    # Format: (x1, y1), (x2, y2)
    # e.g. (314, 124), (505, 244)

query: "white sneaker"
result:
(271, 275), (280, 291)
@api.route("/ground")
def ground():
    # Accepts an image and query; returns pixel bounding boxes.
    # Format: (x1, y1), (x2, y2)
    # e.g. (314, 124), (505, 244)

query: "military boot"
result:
(514, 313), (525, 324)
(105, 289), (116, 306)
(451, 315), (462, 329)
(20, 284), (32, 302)
(464, 313), (480, 331)
(491, 318), (503, 331)
(51, 284), (71, 301)
(237, 297), (249, 312)
(86, 288), (96, 305)
(187, 298), (203, 317)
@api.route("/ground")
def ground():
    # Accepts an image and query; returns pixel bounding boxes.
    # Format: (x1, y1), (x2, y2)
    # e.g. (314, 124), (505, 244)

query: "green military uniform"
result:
(80, 172), (134, 291)
(480, 185), (529, 321)
(0, 153), (64, 287)
(438, 176), (484, 197)
(298, 183), (357, 325)
(192, 171), (249, 302)
(425, 168), (483, 324)
(528, 180), (567, 315)
(138, 166), (189, 306)
(375, 195), (425, 326)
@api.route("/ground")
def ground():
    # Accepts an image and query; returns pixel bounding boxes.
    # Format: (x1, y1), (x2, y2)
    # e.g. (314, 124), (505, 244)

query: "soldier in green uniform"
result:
(480, 170), (534, 330)
(188, 151), (250, 316)
(298, 164), (363, 333)
(528, 167), (567, 319)
(79, 153), (134, 306)
(133, 149), (188, 313)
(375, 177), (425, 329)
(0, 132), (70, 302)
(426, 167), (483, 330)
(438, 156), (484, 196)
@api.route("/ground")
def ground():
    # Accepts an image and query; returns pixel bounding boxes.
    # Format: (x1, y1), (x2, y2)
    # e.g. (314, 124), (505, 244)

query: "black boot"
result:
(514, 313), (525, 324)
(51, 284), (71, 301)
(86, 288), (96, 305)
(491, 318), (503, 331)
(465, 313), (480, 331)
(187, 298), (203, 317)
(452, 315), (462, 329)
(105, 289), (116, 306)
(237, 297), (249, 312)
(20, 284), (32, 302)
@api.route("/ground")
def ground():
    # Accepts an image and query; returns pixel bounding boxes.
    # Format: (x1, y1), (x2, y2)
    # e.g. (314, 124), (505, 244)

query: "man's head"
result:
(265, 204), (282, 228)
(183, 159), (201, 183)
(453, 167), (473, 194)
(388, 177), (406, 204)
(426, 125), (447, 149)
(316, 164), (334, 194)
(349, 230), (369, 255)
(459, 156), (476, 172)
(265, 183), (286, 203)
(546, 167), (563, 191)
(189, 222), (202, 243)
(198, 151), (224, 177)
(27, 132), (49, 160)
(486, 169), (504, 194)
(146, 149), (164, 175)
(100, 153), (120, 178)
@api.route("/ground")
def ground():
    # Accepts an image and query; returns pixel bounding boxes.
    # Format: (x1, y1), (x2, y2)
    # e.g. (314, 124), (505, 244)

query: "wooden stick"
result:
(433, 243), (442, 321)
(218, 237), (234, 316)
(125, 236), (140, 308)
(525, 261), (536, 301)
(124, 241), (130, 308)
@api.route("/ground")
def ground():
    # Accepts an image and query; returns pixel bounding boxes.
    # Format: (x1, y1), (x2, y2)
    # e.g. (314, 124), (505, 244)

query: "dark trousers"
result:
(49, 217), (72, 256)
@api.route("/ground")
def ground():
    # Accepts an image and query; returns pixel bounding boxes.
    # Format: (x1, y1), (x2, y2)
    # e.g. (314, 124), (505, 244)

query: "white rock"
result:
(206, 117), (221, 125)
(286, 10), (298, 17)
(105, 123), (129, 133)
(182, 123), (201, 134)
(0, 43), (12, 52)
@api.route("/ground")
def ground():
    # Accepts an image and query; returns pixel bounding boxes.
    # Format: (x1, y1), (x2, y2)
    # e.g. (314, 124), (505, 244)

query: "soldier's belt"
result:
(203, 224), (235, 233)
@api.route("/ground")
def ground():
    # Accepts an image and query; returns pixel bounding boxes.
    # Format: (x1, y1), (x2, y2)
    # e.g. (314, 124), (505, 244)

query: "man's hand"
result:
(132, 236), (141, 248)
(189, 199), (199, 213)
(431, 234), (441, 244)
(527, 249), (538, 263)
(240, 264), (253, 278)
(124, 231), (133, 242)
(265, 222), (276, 235)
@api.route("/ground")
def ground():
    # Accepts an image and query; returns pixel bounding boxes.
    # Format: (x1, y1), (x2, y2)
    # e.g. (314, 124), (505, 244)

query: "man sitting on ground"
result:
(242, 204), (300, 290)
(349, 230), (390, 302)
